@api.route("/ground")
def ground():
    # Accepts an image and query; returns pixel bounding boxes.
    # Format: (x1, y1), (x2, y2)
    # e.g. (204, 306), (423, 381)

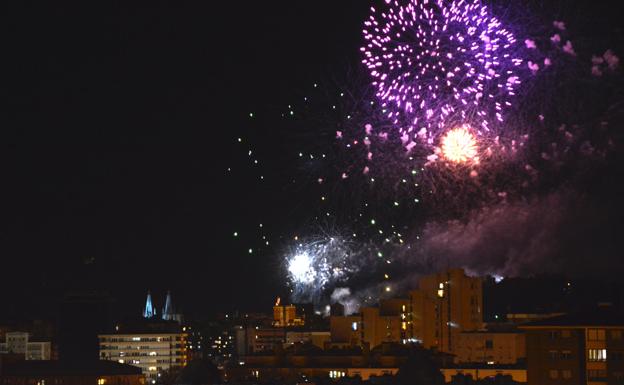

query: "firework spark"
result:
(285, 235), (355, 304)
(362, 0), (522, 144)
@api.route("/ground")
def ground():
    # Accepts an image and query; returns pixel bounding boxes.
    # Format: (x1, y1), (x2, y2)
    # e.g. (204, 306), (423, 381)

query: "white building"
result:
(99, 331), (187, 384)
(0, 331), (52, 360)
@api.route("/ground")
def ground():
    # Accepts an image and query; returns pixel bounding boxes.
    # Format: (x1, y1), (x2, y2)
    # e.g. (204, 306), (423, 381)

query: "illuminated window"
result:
(97, 380), (106, 385)
(132, 337), (141, 341)
(588, 349), (607, 362)
(401, 305), (406, 312)
(148, 367), (157, 371)
(329, 370), (345, 378)
(352, 322), (358, 331)
(118, 359), (124, 363)
(402, 322), (407, 331)
(548, 370), (558, 379)
(437, 289), (444, 298)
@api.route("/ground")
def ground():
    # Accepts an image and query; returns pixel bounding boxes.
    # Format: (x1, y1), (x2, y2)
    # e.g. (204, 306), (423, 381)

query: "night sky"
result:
(3, 1), (623, 320)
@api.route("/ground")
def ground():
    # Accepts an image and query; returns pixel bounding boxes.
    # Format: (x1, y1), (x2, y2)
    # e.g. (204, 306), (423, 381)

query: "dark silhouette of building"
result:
(58, 291), (114, 361)
(0, 359), (143, 385)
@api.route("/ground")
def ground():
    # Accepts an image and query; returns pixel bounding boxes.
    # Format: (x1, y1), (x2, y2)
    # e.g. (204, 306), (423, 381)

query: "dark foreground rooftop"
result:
(520, 304), (624, 328)
(0, 360), (142, 376)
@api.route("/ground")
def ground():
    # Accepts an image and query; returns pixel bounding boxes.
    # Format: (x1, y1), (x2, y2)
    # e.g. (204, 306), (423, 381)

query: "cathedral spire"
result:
(162, 290), (173, 320)
(143, 290), (155, 318)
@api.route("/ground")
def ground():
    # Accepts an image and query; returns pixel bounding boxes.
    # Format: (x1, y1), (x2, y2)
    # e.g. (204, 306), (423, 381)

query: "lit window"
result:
(97, 380), (106, 385)
(352, 322), (358, 331)
(588, 349), (607, 362)
(148, 367), (157, 371)
(118, 359), (124, 363)
(132, 337), (140, 341)
(437, 289), (444, 298)
(402, 322), (407, 330)
(549, 370), (558, 379)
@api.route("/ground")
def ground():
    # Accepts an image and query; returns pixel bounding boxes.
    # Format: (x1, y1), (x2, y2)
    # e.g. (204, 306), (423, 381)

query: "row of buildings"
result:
(224, 269), (624, 385)
(92, 268), (624, 384)
(4, 269), (622, 384)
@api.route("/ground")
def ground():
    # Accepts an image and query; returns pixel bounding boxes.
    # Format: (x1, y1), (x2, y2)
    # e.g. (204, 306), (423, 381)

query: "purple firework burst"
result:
(362, 0), (523, 144)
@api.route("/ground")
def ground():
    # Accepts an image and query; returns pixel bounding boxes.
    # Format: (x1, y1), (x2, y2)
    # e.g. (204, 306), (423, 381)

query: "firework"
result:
(440, 125), (479, 163)
(283, 224), (409, 308)
(285, 234), (356, 304)
(362, 0), (522, 144)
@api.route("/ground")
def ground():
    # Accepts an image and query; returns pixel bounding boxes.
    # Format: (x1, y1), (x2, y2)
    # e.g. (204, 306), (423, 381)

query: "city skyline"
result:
(3, 0), (623, 327)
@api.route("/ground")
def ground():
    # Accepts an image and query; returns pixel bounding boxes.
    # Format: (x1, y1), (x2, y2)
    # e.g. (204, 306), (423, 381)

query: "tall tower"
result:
(409, 268), (483, 354)
(144, 291), (156, 318)
(162, 291), (173, 321)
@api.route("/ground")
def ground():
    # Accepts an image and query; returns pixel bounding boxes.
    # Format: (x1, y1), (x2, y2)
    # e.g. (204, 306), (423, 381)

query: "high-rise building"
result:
(410, 268), (483, 353)
(98, 321), (187, 384)
(520, 305), (624, 385)
(329, 268), (482, 354)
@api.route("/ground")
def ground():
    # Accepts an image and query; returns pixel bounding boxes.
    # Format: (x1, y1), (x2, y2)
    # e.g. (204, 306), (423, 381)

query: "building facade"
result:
(329, 268), (483, 354)
(520, 306), (624, 385)
(454, 331), (526, 364)
(411, 268), (483, 353)
(0, 332), (51, 360)
(99, 330), (187, 384)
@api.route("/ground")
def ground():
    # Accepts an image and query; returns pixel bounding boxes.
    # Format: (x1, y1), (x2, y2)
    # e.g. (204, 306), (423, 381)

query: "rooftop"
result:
(520, 305), (624, 328)
(0, 360), (142, 376)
